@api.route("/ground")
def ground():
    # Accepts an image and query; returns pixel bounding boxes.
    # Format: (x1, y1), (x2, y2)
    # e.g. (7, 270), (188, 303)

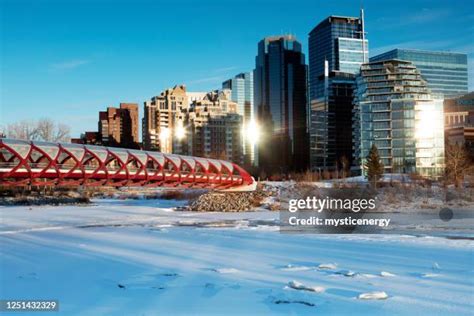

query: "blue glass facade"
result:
(222, 72), (254, 121)
(353, 60), (445, 178)
(337, 38), (369, 74)
(370, 49), (468, 98)
(308, 14), (368, 170)
(310, 72), (356, 169)
(222, 72), (256, 165)
(254, 35), (309, 173)
(308, 15), (368, 100)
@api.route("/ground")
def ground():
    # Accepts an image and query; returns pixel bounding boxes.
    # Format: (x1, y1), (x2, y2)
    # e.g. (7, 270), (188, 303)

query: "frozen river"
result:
(0, 199), (473, 315)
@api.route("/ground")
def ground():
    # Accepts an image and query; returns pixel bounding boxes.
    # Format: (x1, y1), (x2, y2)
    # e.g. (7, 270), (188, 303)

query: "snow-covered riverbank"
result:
(1, 199), (473, 315)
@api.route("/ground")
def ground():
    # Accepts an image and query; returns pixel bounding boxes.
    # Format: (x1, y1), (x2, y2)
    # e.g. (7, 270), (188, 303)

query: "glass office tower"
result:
(308, 14), (368, 100)
(370, 49), (468, 98)
(254, 35), (309, 173)
(308, 12), (368, 171)
(311, 72), (356, 169)
(354, 59), (445, 178)
(222, 72), (256, 166)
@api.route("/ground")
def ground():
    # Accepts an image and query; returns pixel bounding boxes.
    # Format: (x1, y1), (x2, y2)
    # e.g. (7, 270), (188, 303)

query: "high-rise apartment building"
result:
(143, 86), (243, 164)
(142, 85), (190, 153)
(353, 59), (445, 178)
(222, 72), (256, 166)
(98, 103), (139, 149)
(370, 49), (468, 98)
(187, 92), (208, 105)
(254, 35), (309, 173)
(308, 12), (368, 171)
(187, 90), (243, 164)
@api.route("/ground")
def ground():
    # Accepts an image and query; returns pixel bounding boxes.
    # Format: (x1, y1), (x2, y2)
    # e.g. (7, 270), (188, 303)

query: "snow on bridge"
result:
(0, 138), (255, 191)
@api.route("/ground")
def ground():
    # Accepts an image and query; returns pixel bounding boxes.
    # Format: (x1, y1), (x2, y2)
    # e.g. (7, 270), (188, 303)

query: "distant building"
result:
(98, 103), (139, 149)
(74, 103), (139, 148)
(254, 35), (309, 174)
(444, 92), (474, 158)
(353, 59), (445, 178)
(71, 131), (100, 145)
(143, 86), (243, 164)
(310, 71), (356, 170)
(187, 90), (243, 164)
(187, 92), (207, 105)
(222, 72), (256, 166)
(142, 85), (190, 153)
(309, 13), (368, 99)
(444, 92), (474, 125)
(445, 126), (474, 159)
(370, 49), (468, 98)
(308, 12), (368, 171)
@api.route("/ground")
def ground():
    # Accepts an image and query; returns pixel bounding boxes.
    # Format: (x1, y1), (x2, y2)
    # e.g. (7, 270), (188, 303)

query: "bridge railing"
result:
(0, 138), (255, 191)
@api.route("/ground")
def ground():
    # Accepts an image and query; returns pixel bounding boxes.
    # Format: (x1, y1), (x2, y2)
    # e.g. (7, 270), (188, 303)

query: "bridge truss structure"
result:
(0, 139), (255, 191)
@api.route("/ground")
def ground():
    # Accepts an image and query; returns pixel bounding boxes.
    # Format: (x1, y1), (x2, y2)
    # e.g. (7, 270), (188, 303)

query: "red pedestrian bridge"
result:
(0, 139), (256, 191)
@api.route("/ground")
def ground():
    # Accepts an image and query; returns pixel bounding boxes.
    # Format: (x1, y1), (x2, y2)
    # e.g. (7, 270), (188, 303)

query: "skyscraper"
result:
(310, 72), (356, 169)
(254, 35), (309, 174)
(309, 13), (368, 100)
(222, 72), (255, 166)
(370, 49), (468, 98)
(308, 12), (368, 171)
(353, 59), (445, 178)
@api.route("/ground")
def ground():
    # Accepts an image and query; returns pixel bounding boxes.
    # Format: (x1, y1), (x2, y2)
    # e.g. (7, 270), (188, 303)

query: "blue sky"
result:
(1, 0), (473, 137)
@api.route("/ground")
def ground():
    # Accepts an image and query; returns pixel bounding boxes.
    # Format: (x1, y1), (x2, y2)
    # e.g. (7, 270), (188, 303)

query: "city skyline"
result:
(255, 35), (309, 173)
(1, 0), (473, 138)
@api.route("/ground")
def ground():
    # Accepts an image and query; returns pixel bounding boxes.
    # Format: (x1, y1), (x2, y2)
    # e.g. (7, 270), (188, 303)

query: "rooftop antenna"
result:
(360, 6), (367, 63)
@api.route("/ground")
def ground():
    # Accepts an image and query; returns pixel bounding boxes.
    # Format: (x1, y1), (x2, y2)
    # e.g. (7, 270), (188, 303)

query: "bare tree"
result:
(37, 118), (55, 142)
(340, 156), (349, 180)
(54, 123), (71, 142)
(4, 119), (70, 142)
(37, 118), (70, 142)
(5, 120), (40, 141)
(445, 143), (472, 187)
(0, 125), (6, 138)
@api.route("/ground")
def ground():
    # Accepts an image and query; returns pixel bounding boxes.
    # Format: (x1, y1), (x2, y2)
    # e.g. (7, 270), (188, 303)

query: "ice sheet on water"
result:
(357, 291), (389, 300)
(318, 263), (337, 270)
(287, 281), (325, 293)
(1, 198), (473, 315)
(280, 264), (315, 271)
(421, 273), (441, 278)
(212, 268), (239, 274)
(359, 273), (378, 278)
(335, 270), (357, 277)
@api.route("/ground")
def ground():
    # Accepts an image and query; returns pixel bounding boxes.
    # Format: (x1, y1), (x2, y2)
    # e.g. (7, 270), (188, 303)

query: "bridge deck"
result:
(0, 139), (255, 191)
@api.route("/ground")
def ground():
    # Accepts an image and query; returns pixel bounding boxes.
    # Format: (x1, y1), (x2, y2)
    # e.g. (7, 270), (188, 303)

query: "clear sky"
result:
(1, 0), (473, 138)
